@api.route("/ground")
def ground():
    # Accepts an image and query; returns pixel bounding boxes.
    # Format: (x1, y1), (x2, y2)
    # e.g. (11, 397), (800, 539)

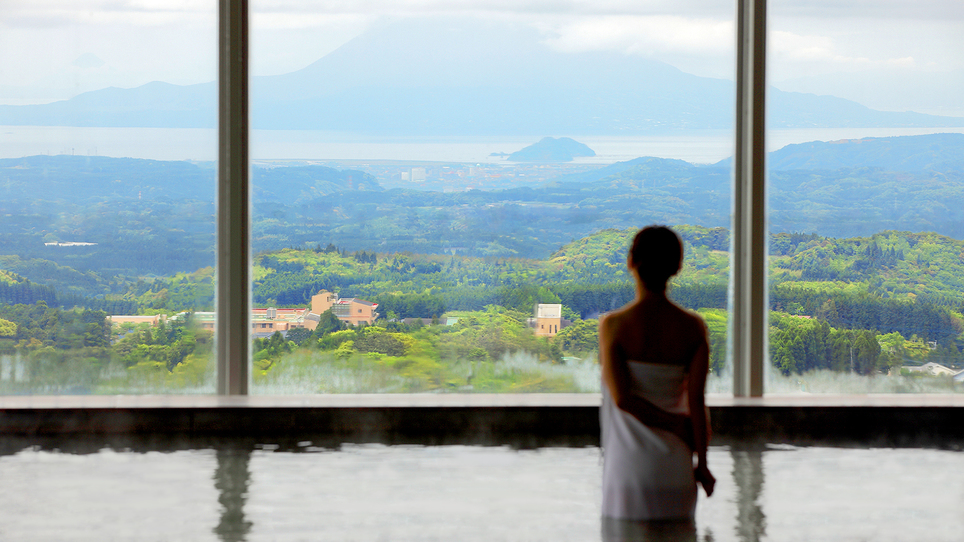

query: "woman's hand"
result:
(694, 463), (715, 497)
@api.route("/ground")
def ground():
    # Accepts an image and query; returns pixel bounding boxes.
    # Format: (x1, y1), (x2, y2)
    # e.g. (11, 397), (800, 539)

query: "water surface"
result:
(0, 442), (960, 541)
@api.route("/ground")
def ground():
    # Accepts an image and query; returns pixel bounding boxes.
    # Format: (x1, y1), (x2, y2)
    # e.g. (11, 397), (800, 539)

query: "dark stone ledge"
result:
(0, 394), (962, 453)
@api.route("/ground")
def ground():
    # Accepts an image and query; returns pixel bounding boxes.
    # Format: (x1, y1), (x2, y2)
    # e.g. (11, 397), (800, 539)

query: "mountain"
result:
(507, 137), (595, 162)
(0, 81), (216, 129)
(3, 135), (964, 279)
(2, 18), (962, 134)
(766, 133), (964, 172)
(714, 133), (964, 172)
(0, 155), (380, 203)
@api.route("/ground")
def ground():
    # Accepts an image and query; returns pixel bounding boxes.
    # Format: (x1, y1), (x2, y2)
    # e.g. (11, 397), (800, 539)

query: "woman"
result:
(600, 225), (714, 522)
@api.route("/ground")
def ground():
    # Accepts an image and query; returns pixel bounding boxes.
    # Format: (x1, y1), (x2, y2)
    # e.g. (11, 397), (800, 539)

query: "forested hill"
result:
(0, 225), (964, 389)
(766, 133), (964, 172)
(0, 155), (214, 202)
(546, 156), (721, 185)
(7, 225), (956, 328)
(713, 132), (964, 172)
(0, 155), (381, 203)
(2, 133), (964, 285)
(247, 227), (964, 372)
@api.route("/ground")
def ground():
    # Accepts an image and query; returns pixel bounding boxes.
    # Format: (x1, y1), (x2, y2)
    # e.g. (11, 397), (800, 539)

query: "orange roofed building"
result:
(171, 290), (378, 337)
(311, 290), (379, 326)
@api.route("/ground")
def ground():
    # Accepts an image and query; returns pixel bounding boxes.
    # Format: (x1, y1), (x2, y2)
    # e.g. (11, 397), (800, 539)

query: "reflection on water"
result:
(731, 449), (765, 542)
(601, 517), (698, 542)
(214, 448), (253, 542)
(0, 442), (961, 541)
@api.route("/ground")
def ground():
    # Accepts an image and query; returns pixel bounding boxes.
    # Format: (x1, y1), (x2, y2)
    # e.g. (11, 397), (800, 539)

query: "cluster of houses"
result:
(103, 299), (964, 378)
(901, 362), (964, 382)
(109, 290), (379, 339)
(109, 293), (572, 341)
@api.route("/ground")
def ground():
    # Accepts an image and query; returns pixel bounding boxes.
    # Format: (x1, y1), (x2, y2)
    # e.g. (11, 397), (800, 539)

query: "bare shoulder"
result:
(597, 307), (630, 359)
(670, 303), (709, 338)
(685, 308), (708, 333)
(599, 304), (632, 330)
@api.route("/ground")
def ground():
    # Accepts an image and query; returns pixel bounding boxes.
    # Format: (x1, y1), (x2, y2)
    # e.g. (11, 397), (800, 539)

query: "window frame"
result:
(217, 0), (251, 395)
(732, 0), (767, 397)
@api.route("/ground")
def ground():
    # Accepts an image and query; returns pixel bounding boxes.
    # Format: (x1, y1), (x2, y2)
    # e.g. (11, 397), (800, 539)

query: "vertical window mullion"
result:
(217, 0), (250, 395)
(732, 0), (767, 397)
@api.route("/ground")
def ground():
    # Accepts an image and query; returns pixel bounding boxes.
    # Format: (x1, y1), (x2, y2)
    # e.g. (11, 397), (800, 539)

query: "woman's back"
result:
(607, 297), (704, 369)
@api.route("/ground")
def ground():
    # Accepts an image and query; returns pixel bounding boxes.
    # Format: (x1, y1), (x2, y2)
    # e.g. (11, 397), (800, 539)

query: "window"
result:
(0, 1), (218, 394)
(247, 1), (736, 395)
(3, 1), (960, 397)
(765, 0), (964, 393)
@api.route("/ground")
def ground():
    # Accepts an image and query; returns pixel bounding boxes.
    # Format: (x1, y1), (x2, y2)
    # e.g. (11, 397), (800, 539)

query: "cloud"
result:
(771, 31), (863, 64)
(771, 30), (929, 73)
(243, 0), (733, 18)
(1, 0), (212, 28)
(770, 0), (963, 21)
(537, 15), (733, 57)
(249, 0), (960, 20)
(2, 0), (957, 101)
(886, 56), (916, 68)
(252, 12), (366, 31)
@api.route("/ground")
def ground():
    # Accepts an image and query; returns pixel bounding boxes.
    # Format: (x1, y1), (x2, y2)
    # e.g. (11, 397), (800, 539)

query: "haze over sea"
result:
(3, 125), (964, 165)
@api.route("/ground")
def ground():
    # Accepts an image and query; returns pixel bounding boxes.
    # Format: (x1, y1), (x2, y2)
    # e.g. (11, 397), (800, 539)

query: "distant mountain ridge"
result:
(1, 18), (962, 134)
(766, 133), (964, 172)
(0, 155), (380, 203)
(715, 133), (964, 172)
(2, 134), (963, 276)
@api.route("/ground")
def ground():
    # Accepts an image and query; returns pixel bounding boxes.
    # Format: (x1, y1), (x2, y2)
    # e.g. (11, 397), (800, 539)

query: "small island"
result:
(508, 137), (596, 162)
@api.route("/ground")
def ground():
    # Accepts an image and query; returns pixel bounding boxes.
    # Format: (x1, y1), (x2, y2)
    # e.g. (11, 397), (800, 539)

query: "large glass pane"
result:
(766, 0), (964, 393)
(247, 2), (735, 394)
(0, 2), (218, 393)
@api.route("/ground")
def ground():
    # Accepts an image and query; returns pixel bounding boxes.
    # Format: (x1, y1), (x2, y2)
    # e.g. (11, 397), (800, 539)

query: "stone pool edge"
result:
(0, 394), (962, 449)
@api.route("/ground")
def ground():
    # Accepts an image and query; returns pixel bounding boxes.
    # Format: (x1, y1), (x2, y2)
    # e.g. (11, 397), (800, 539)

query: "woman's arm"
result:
(687, 319), (715, 496)
(599, 313), (689, 436)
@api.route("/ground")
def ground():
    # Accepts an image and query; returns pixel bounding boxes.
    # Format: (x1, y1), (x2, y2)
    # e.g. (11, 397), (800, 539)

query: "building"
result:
(250, 307), (314, 337)
(533, 303), (564, 338)
(311, 289), (379, 326)
(312, 289), (379, 326)
(108, 314), (166, 327)
(118, 290), (378, 339)
(903, 362), (962, 378)
(192, 307), (314, 338)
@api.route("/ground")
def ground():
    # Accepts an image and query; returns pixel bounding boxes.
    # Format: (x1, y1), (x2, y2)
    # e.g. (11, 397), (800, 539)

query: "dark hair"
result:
(629, 225), (683, 291)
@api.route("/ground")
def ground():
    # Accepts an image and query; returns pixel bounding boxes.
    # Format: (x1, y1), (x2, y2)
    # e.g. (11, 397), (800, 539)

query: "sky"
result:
(0, 0), (962, 115)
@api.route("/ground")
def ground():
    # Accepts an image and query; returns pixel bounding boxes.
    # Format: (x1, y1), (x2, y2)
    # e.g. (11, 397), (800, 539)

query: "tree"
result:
(877, 332), (906, 373)
(0, 318), (15, 338)
(832, 329), (881, 375)
(554, 319), (598, 354)
(312, 309), (344, 340)
(353, 329), (406, 357)
(285, 327), (313, 345)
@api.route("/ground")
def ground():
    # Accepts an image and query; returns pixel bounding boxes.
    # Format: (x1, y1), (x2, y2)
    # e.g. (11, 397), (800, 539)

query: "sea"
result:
(2, 125), (963, 165)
